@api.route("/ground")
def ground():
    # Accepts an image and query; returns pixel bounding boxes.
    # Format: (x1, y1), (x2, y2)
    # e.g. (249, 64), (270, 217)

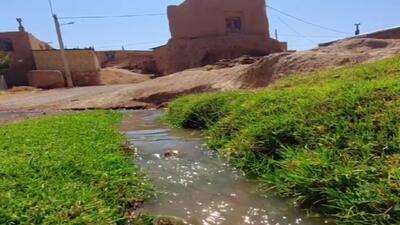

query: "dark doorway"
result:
(226, 17), (242, 33)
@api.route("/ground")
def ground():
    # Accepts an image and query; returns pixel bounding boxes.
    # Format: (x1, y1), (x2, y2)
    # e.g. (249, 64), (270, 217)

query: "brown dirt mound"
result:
(245, 38), (400, 82)
(98, 68), (151, 85)
(6, 86), (42, 94)
(62, 38), (400, 109)
(62, 65), (251, 109)
(0, 38), (399, 111)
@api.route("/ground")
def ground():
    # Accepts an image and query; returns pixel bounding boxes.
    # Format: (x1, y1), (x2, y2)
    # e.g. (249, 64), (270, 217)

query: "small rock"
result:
(163, 149), (179, 158)
(203, 65), (214, 71)
(153, 216), (185, 225)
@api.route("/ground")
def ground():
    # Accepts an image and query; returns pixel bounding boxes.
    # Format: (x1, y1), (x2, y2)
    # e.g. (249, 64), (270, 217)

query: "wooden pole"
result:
(53, 14), (74, 87)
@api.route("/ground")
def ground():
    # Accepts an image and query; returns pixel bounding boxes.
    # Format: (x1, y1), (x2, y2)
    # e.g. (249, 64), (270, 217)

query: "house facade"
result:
(0, 31), (50, 86)
(33, 49), (101, 86)
(154, 0), (287, 74)
(96, 50), (157, 74)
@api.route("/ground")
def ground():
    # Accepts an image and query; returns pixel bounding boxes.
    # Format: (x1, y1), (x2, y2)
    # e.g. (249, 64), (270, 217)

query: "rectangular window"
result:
(0, 39), (14, 52)
(226, 17), (242, 33)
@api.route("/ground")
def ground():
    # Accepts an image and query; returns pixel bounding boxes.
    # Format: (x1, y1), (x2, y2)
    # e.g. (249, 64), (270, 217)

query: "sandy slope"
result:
(246, 38), (400, 81)
(98, 68), (150, 85)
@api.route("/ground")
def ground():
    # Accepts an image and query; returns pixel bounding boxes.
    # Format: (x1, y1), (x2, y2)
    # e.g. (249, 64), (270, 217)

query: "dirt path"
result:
(0, 65), (251, 111)
(0, 84), (133, 111)
(0, 111), (53, 124)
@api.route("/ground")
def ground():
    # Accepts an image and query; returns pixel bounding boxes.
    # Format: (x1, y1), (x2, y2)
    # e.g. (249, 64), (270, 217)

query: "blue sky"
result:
(1, 0), (399, 51)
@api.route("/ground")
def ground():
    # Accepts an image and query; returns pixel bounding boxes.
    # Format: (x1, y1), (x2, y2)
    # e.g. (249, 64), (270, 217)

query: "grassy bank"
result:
(164, 56), (400, 225)
(0, 111), (155, 225)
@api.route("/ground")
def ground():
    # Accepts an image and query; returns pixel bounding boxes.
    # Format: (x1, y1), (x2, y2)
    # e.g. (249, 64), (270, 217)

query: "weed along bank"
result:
(164, 57), (400, 225)
(0, 112), (156, 224)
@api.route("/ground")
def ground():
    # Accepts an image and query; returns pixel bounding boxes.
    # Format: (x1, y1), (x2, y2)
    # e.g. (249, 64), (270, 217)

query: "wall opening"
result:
(226, 17), (242, 33)
(0, 39), (14, 52)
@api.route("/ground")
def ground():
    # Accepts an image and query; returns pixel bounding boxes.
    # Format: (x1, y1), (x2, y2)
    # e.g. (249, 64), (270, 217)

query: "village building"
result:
(0, 20), (51, 86)
(0, 19), (103, 88)
(96, 50), (157, 74)
(2, 0), (289, 87)
(33, 49), (101, 87)
(153, 0), (287, 74)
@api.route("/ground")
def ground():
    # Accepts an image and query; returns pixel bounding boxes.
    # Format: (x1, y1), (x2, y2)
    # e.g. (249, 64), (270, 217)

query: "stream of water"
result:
(121, 110), (329, 225)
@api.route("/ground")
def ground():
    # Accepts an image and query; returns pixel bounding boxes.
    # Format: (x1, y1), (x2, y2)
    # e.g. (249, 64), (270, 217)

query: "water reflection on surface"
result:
(121, 110), (328, 225)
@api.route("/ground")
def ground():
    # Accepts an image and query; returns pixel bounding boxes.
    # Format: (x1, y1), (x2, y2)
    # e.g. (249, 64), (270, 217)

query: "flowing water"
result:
(121, 110), (329, 225)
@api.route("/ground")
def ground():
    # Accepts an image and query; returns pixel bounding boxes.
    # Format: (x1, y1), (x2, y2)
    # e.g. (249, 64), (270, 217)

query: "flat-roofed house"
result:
(154, 0), (287, 75)
(0, 28), (51, 86)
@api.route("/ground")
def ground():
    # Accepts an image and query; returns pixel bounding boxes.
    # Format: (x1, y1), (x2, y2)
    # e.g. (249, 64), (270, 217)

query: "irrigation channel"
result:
(121, 110), (330, 225)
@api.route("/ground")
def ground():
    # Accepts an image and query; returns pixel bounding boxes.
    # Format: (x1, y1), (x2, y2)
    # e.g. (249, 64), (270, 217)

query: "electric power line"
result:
(271, 13), (315, 44)
(55, 3), (349, 49)
(267, 5), (351, 35)
(59, 13), (166, 20)
(59, 4), (350, 38)
(279, 34), (343, 38)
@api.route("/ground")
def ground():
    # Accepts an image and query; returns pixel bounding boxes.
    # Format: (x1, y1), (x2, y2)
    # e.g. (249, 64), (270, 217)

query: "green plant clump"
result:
(164, 56), (400, 225)
(0, 111), (155, 225)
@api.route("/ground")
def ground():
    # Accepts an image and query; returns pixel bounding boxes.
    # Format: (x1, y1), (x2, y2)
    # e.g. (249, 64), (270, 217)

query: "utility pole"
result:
(53, 14), (74, 87)
(355, 23), (361, 36)
(275, 29), (279, 40)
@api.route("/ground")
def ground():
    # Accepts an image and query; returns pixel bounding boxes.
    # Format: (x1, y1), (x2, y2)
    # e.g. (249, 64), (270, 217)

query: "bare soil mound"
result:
(64, 38), (400, 109)
(0, 86), (42, 97)
(245, 38), (400, 82)
(98, 68), (151, 85)
(1, 38), (399, 111)
(63, 65), (251, 109)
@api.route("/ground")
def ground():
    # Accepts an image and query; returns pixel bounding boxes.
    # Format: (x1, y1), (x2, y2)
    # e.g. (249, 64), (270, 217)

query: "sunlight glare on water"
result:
(121, 110), (330, 225)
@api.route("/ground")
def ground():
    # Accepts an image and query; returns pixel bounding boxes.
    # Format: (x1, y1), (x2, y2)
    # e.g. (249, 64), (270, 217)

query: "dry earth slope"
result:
(0, 38), (399, 111)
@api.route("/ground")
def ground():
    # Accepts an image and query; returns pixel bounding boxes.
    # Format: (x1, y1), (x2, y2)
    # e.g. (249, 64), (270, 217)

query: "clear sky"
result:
(1, 0), (399, 51)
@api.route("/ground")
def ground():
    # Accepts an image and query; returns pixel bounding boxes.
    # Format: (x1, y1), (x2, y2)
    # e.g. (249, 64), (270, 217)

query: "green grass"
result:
(0, 111), (155, 225)
(164, 56), (400, 225)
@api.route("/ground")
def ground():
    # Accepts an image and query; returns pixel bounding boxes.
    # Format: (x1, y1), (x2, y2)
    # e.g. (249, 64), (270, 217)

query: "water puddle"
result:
(121, 110), (329, 225)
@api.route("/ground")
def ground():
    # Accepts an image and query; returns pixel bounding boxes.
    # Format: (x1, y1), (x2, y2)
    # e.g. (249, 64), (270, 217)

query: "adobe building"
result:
(154, 0), (287, 74)
(33, 49), (101, 86)
(1, 19), (102, 88)
(0, 20), (51, 86)
(96, 50), (157, 74)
